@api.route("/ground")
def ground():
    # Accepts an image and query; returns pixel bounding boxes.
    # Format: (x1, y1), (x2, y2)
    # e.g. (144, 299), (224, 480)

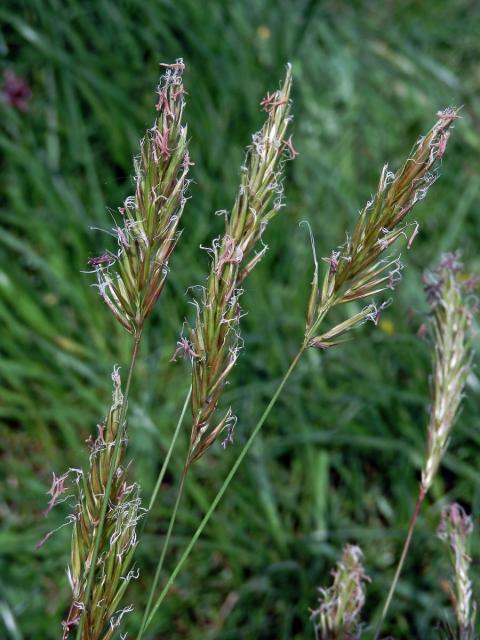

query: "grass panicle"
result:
(304, 109), (460, 350)
(310, 544), (370, 640)
(63, 369), (143, 639)
(438, 503), (477, 640)
(186, 64), (295, 465)
(421, 255), (476, 493)
(91, 59), (191, 335)
(375, 254), (477, 638)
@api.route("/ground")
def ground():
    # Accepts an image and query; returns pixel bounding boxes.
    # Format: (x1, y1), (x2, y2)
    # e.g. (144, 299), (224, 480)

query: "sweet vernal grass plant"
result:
(41, 60), (192, 639)
(48, 61), (296, 640)
(310, 544), (370, 640)
(374, 255), (477, 638)
(303, 108), (459, 350)
(139, 109), (460, 634)
(137, 64), (296, 638)
(438, 503), (477, 640)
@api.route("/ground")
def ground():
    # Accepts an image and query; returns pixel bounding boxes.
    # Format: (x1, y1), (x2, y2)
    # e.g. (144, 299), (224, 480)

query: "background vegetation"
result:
(1, 1), (479, 638)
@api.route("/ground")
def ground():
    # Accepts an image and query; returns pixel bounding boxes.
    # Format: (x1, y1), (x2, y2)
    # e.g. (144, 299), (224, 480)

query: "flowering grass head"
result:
(304, 109), (460, 350)
(438, 503), (476, 640)
(311, 544), (370, 640)
(186, 65), (295, 465)
(62, 369), (142, 639)
(90, 60), (191, 334)
(421, 254), (476, 494)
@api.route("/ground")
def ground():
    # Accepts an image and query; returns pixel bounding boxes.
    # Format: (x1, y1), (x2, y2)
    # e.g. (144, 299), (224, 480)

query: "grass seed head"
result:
(91, 60), (191, 334)
(421, 254), (476, 493)
(185, 65), (295, 465)
(304, 108), (459, 349)
(62, 369), (142, 639)
(311, 544), (370, 640)
(438, 503), (476, 640)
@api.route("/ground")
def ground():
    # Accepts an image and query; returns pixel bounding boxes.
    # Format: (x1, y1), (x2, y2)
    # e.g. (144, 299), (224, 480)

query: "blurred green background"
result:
(1, 1), (480, 638)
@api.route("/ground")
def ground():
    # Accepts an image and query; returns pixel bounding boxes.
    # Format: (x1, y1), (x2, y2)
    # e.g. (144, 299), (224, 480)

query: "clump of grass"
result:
(310, 544), (370, 640)
(139, 107), (459, 635)
(37, 56), (463, 640)
(375, 254), (477, 638)
(62, 369), (143, 639)
(438, 503), (477, 640)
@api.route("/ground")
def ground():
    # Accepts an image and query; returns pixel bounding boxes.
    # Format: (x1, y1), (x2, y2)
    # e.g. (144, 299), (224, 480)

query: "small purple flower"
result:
(283, 135), (299, 159)
(152, 126), (171, 162)
(221, 416), (237, 449)
(45, 471), (69, 515)
(2, 69), (31, 111)
(463, 273), (479, 292)
(439, 503), (473, 539)
(182, 151), (194, 171)
(367, 300), (390, 326)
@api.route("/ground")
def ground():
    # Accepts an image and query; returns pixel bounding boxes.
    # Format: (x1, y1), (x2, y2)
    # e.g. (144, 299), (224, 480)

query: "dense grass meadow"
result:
(1, 1), (480, 638)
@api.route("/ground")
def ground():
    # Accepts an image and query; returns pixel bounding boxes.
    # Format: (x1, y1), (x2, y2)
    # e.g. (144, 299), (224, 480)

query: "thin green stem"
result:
(373, 486), (426, 640)
(137, 468), (188, 640)
(142, 347), (304, 633)
(128, 385), (190, 636)
(76, 331), (142, 639)
(147, 385), (192, 513)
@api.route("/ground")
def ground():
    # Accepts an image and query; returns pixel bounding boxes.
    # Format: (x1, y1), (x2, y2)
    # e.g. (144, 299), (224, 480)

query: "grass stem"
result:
(147, 385), (192, 513)
(373, 487), (426, 639)
(141, 347), (304, 633)
(137, 467), (188, 639)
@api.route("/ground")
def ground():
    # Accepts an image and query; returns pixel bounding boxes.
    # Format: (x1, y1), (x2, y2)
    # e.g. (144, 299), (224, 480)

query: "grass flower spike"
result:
(91, 59), (191, 334)
(422, 256), (474, 493)
(187, 64), (294, 464)
(305, 108), (459, 350)
(311, 545), (370, 640)
(63, 369), (142, 639)
(375, 254), (477, 638)
(438, 503), (476, 640)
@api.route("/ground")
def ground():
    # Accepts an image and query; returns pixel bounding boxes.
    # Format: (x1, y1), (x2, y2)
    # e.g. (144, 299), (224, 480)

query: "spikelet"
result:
(311, 544), (370, 640)
(90, 60), (191, 334)
(184, 65), (295, 465)
(305, 108), (460, 350)
(62, 369), (143, 639)
(438, 503), (476, 640)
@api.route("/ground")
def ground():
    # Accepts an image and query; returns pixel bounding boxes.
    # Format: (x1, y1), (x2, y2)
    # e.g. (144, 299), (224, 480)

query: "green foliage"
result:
(0, 1), (479, 638)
